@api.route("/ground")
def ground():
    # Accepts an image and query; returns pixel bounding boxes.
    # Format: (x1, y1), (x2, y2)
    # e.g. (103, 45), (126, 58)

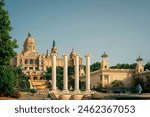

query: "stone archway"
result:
(33, 76), (37, 80)
(40, 76), (44, 80)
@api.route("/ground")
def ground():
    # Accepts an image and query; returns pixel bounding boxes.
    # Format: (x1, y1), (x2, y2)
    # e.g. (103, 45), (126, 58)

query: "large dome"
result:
(24, 32), (35, 44)
(23, 32), (36, 53)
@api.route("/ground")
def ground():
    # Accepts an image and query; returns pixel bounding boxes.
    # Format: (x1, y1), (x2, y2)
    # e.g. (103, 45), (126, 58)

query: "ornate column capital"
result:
(62, 54), (68, 57)
(85, 54), (91, 58)
(51, 53), (57, 57)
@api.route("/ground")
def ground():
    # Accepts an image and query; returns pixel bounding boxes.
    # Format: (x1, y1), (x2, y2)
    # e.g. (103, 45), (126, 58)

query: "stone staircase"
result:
(29, 80), (49, 90)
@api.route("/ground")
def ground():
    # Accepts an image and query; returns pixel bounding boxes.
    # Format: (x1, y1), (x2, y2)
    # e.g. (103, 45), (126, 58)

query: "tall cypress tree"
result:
(0, 0), (18, 97)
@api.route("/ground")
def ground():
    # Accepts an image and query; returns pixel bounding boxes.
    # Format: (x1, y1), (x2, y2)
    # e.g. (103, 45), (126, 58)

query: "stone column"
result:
(51, 53), (57, 92)
(22, 58), (24, 65)
(85, 54), (91, 93)
(63, 54), (69, 93)
(101, 75), (104, 88)
(74, 55), (80, 93)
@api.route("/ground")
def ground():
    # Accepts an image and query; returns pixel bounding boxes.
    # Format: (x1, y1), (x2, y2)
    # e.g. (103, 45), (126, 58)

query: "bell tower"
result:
(135, 56), (144, 73)
(101, 52), (109, 70)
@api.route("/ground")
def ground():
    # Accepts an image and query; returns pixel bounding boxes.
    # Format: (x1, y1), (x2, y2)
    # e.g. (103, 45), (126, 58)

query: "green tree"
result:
(134, 77), (144, 91)
(90, 62), (100, 72)
(68, 66), (75, 90)
(56, 67), (63, 90)
(145, 77), (150, 92)
(0, 0), (18, 66)
(45, 67), (52, 80)
(15, 67), (30, 92)
(111, 80), (124, 88)
(110, 63), (136, 69)
(0, 0), (18, 97)
(144, 62), (150, 70)
(45, 67), (64, 90)
(0, 66), (18, 97)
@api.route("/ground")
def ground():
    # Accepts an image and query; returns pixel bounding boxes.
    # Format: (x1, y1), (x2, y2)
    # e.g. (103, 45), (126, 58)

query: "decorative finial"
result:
(46, 49), (48, 57)
(52, 40), (56, 48)
(101, 52), (108, 58)
(28, 32), (31, 37)
(136, 56), (143, 62)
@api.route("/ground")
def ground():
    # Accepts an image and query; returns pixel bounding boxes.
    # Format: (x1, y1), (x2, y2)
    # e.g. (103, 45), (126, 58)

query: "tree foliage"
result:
(0, 0), (18, 66)
(45, 67), (64, 90)
(0, 0), (18, 97)
(45, 67), (52, 80)
(111, 80), (124, 88)
(144, 62), (150, 70)
(56, 67), (63, 90)
(110, 63), (136, 69)
(15, 67), (30, 92)
(68, 66), (75, 90)
(90, 62), (100, 72)
(45, 66), (75, 90)
(0, 66), (18, 97)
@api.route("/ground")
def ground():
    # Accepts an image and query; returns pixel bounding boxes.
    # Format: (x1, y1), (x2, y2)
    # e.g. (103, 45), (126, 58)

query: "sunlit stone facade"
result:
(80, 53), (150, 89)
(13, 33), (83, 81)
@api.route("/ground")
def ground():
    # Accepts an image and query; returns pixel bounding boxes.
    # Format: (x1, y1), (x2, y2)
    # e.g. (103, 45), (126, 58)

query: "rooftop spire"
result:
(52, 40), (56, 48)
(28, 32), (32, 37)
(46, 49), (48, 57)
(101, 52), (108, 58)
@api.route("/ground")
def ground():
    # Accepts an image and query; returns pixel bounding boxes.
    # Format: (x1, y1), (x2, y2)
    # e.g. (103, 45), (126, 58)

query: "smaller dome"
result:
(70, 49), (77, 55)
(70, 49), (77, 59)
(136, 56), (143, 62)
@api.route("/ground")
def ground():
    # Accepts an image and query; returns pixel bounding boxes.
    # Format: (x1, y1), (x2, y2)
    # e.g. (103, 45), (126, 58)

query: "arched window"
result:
(105, 65), (107, 69)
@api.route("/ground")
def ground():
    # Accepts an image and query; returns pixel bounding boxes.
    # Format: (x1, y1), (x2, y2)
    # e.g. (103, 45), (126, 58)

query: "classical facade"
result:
(12, 33), (150, 91)
(80, 52), (150, 90)
(12, 33), (84, 89)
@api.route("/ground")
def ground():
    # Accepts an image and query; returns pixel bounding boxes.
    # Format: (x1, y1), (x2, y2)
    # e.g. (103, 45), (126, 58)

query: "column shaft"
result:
(75, 55), (79, 91)
(52, 54), (57, 91)
(63, 55), (68, 92)
(85, 54), (91, 91)
(102, 74), (104, 88)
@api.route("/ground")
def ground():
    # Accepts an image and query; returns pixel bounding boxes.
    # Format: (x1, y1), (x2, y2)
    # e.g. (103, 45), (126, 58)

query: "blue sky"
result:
(5, 0), (150, 65)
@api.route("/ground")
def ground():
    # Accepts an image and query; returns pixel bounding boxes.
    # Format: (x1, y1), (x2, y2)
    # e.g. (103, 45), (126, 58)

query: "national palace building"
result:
(12, 33), (150, 90)
(12, 33), (83, 80)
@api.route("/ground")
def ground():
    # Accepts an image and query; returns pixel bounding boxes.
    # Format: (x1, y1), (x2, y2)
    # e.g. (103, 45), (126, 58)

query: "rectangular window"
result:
(25, 59), (28, 64)
(35, 59), (38, 65)
(29, 67), (33, 70)
(19, 59), (22, 64)
(104, 75), (108, 80)
(30, 59), (33, 64)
